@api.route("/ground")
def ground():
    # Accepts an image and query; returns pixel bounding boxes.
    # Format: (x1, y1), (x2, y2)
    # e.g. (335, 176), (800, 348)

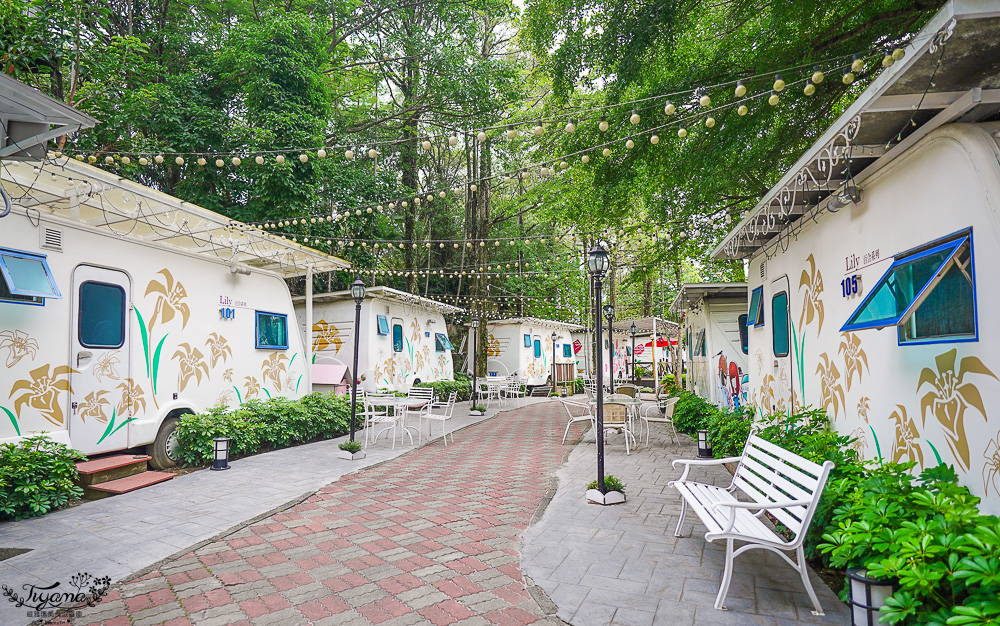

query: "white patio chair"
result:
(602, 400), (637, 455)
(503, 378), (525, 408)
(361, 393), (397, 449)
(640, 396), (680, 445)
(560, 399), (594, 444)
(475, 381), (493, 408)
(421, 392), (457, 446)
(404, 386), (434, 427)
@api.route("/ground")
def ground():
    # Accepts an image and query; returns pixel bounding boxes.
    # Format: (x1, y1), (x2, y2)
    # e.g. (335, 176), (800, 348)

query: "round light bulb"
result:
(345, 149), (354, 159)
(275, 155), (285, 164)
(851, 57), (864, 72)
(812, 69), (825, 84)
(506, 129), (517, 139)
(477, 131), (487, 141)
(368, 149), (378, 159)
(882, 55), (894, 68)
(803, 82), (816, 96)
(599, 117), (609, 131)
(602, 148), (611, 157)
(470, 184), (477, 192)
(439, 190), (445, 198)
(121, 156), (131, 165)
(629, 111), (640, 124)
(422, 140), (431, 151)
(139, 157), (148, 166)
(650, 135), (659, 144)
(581, 154), (590, 163)
(298, 153), (308, 163)
(317, 149), (327, 158)
(232, 157), (241, 166)
(175, 156), (185, 165)
(216, 158), (225, 167)
(842, 72), (856, 85)
(565, 121), (576, 133)
(255, 156), (264, 165)
(154, 155), (164, 164)
(677, 127), (687, 138)
(625, 139), (634, 149)
(449, 135), (458, 146)
(699, 94), (711, 107)
(738, 104), (749, 116)
(892, 48), (905, 61)
(768, 92), (780, 106)
(559, 161), (568, 169)
(197, 157), (207, 166)
(533, 125), (544, 136)
(105, 155), (114, 164)
(540, 166), (549, 175)
(664, 102), (676, 115)
(734, 82), (746, 98)
(705, 117), (715, 128)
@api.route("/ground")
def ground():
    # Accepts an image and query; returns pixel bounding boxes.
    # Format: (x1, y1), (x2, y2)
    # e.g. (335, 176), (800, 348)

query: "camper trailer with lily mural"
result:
(0, 156), (348, 469)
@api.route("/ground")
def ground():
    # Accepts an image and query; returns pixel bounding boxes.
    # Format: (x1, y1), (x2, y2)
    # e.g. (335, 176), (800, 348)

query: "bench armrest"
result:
(669, 456), (743, 483)
(708, 499), (813, 536)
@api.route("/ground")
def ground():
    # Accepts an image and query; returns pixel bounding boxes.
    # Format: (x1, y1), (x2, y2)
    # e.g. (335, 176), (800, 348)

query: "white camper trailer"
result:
(670, 284), (748, 409)
(472, 318), (584, 387)
(712, 0), (1000, 513)
(602, 318), (679, 388)
(294, 286), (463, 393)
(570, 330), (593, 379)
(0, 157), (349, 468)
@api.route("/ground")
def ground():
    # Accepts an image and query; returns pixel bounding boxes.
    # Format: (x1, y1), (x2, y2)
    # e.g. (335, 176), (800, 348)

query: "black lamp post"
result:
(551, 331), (558, 389)
(349, 278), (366, 442)
(470, 318), (479, 406)
(602, 303), (615, 393)
(629, 322), (637, 385)
(588, 244), (610, 493)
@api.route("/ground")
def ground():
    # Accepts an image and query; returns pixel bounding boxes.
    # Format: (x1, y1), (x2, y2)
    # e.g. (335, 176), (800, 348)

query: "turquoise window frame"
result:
(524, 334), (532, 347)
(392, 323), (403, 352)
(694, 329), (706, 357)
(747, 286), (764, 327)
(563, 344), (572, 358)
(78, 281), (126, 349)
(772, 292), (789, 357)
(435, 333), (454, 352)
(738, 314), (749, 354)
(533, 338), (541, 358)
(255, 311), (289, 350)
(0, 247), (61, 301)
(376, 315), (389, 335)
(841, 229), (977, 345)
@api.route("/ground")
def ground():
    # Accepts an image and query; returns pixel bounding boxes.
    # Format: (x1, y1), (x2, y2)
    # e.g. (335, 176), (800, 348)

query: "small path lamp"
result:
(629, 322), (637, 384)
(349, 277), (366, 442)
(848, 568), (897, 626)
(470, 318), (479, 406)
(602, 303), (615, 393)
(551, 331), (558, 390)
(212, 437), (231, 470)
(588, 244), (610, 493)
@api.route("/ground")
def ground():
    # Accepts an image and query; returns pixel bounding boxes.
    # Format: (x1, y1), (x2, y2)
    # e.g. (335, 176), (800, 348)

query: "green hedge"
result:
(414, 379), (472, 402)
(670, 390), (1000, 624)
(174, 393), (352, 465)
(0, 435), (86, 521)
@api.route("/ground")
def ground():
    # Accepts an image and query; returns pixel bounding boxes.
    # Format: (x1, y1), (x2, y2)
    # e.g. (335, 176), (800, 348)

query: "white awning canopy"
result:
(1, 157), (350, 277)
(0, 74), (97, 159)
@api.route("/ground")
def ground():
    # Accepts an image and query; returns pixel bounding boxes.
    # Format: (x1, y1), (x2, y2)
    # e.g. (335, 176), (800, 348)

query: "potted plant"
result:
(586, 474), (626, 505)
(469, 405), (486, 416)
(337, 439), (365, 460)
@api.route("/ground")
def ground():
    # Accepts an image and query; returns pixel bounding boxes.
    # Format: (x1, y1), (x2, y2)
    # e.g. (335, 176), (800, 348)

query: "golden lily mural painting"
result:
(205, 333), (232, 368)
(918, 348), (997, 472)
(984, 432), (1000, 498)
(93, 351), (121, 382)
(815, 353), (846, 420)
(839, 332), (869, 391)
(172, 343), (210, 392)
(487, 335), (501, 358)
(311, 320), (343, 353)
(244, 376), (260, 400)
(116, 379), (146, 417)
(857, 396), (871, 422)
(223, 368), (233, 383)
(0, 329), (39, 368)
(10, 364), (74, 426)
(889, 405), (924, 468)
(798, 254), (825, 335)
(261, 352), (289, 393)
(145, 269), (190, 334)
(78, 390), (112, 424)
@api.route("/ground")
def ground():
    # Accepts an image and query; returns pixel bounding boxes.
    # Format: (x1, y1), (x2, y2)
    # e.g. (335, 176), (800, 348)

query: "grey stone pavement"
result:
(522, 416), (851, 626)
(0, 396), (548, 626)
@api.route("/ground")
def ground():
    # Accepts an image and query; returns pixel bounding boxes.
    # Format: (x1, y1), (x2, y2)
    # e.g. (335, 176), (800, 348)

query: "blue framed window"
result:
(772, 292), (789, 357)
(255, 311), (288, 349)
(842, 230), (976, 345)
(435, 333), (454, 352)
(376, 315), (389, 335)
(392, 323), (403, 352)
(694, 329), (706, 357)
(738, 314), (749, 354)
(0, 248), (61, 305)
(524, 334), (532, 347)
(747, 286), (764, 327)
(563, 344), (572, 358)
(79, 282), (126, 348)
(533, 338), (541, 358)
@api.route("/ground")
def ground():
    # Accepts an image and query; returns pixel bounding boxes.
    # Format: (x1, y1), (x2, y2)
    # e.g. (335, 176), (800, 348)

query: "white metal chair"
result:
(640, 396), (680, 445)
(361, 393), (399, 449)
(503, 378), (525, 407)
(404, 386), (434, 427)
(476, 381), (493, 408)
(560, 399), (594, 444)
(421, 391), (457, 446)
(602, 400), (637, 455)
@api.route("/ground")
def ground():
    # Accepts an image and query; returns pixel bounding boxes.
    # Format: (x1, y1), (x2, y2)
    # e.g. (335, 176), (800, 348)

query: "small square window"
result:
(748, 287), (764, 327)
(738, 314), (749, 354)
(524, 334), (532, 347)
(79, 281), (125, 348)
(256, 311), (288, 349)
(392, 324), (403, 352)
(376, 315), (389, 335)
(435, 333), (454, 352)
(563, 344), (572, 358)
(0, 248), (61, 303)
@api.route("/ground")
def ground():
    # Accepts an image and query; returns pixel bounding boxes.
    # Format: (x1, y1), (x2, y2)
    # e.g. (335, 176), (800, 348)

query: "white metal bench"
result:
(669, 432), (834, 615)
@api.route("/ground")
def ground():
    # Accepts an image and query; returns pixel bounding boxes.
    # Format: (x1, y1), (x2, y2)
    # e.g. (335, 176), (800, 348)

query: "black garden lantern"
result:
(848, 568), (897, 626)
(697, 429), (712, 458)
(212, 437), (231, 470)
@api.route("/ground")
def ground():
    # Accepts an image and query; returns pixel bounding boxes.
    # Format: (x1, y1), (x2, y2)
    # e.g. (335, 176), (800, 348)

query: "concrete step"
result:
(76, 454), (151, 486)
(84, 471), (175, 499)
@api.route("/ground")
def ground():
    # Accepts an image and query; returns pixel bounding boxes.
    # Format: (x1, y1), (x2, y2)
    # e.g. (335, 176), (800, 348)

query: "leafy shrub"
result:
(0, 435), (86, 520)
(415, 379), (472, 402)
(338, 439), (362, 453)
(705, 408), (753, 458)
(174, 392), (351, 465)
(588, 474), (625, 493)
(573, 378), (584, 394)
(472, 405), (486, 412)
(671, 392), (718, 433)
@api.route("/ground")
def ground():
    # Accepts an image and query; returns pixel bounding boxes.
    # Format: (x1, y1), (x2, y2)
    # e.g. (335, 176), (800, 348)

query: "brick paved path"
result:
(57, 402), (571, 626)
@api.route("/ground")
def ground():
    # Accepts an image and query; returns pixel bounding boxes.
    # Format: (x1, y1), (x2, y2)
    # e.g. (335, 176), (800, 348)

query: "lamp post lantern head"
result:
(629, 322), (637, 336)
(587, 244), (610, 277)
(602, 303), (615, 321)
(350, 278), (366, 303)
(551, 331), (558, 341)
(471, 319), (479, 329)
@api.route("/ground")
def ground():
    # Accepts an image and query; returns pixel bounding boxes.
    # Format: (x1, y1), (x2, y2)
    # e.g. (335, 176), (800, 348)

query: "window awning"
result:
(0, 249), (61, 298)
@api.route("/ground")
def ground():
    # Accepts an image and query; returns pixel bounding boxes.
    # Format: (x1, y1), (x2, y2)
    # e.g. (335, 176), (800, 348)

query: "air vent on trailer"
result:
(759, 260), (766, 281)
(40, 227), (63, 252)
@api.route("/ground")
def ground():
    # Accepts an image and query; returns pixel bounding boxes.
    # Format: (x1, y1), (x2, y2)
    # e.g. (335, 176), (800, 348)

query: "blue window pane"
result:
(79, 282), (125, 348)
(376, 315), (389, 335)
(772, 293), (789, 357)
(738, 314), (749, 354)
(256, 311), (288, 349)
(0, 249), (61, 299)
(435, 333), (453, 351)
(900, 241), (975, 343)
(748, 287), (763, 326)
(524, 334), (532, 347)
(534, 339), (541, 358)
(563, 344), (572, 358)
(392, 324), (403, 352)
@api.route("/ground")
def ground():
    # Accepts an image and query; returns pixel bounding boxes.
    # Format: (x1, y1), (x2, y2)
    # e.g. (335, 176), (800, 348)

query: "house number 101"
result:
(841, 275), (861, 298)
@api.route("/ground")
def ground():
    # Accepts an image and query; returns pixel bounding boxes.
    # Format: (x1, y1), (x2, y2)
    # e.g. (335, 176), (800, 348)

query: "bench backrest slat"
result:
(733, 435), (830, 539)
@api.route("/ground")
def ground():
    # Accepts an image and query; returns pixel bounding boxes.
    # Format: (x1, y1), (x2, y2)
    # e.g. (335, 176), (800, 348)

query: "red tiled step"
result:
(76, 454), (151, 476)
(87, 471), (175, 496)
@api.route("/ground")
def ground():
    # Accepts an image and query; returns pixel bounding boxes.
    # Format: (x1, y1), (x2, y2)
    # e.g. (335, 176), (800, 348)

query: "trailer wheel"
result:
(147, 416), (181, 469)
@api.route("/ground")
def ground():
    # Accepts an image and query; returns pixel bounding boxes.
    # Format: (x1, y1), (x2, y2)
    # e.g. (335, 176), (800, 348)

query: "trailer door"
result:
(70, 265), (132, 454)
(769, 275), (794, 413)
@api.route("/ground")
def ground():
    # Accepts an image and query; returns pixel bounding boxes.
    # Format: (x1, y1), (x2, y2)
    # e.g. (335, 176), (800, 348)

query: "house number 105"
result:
(841, 275), (861, 298)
